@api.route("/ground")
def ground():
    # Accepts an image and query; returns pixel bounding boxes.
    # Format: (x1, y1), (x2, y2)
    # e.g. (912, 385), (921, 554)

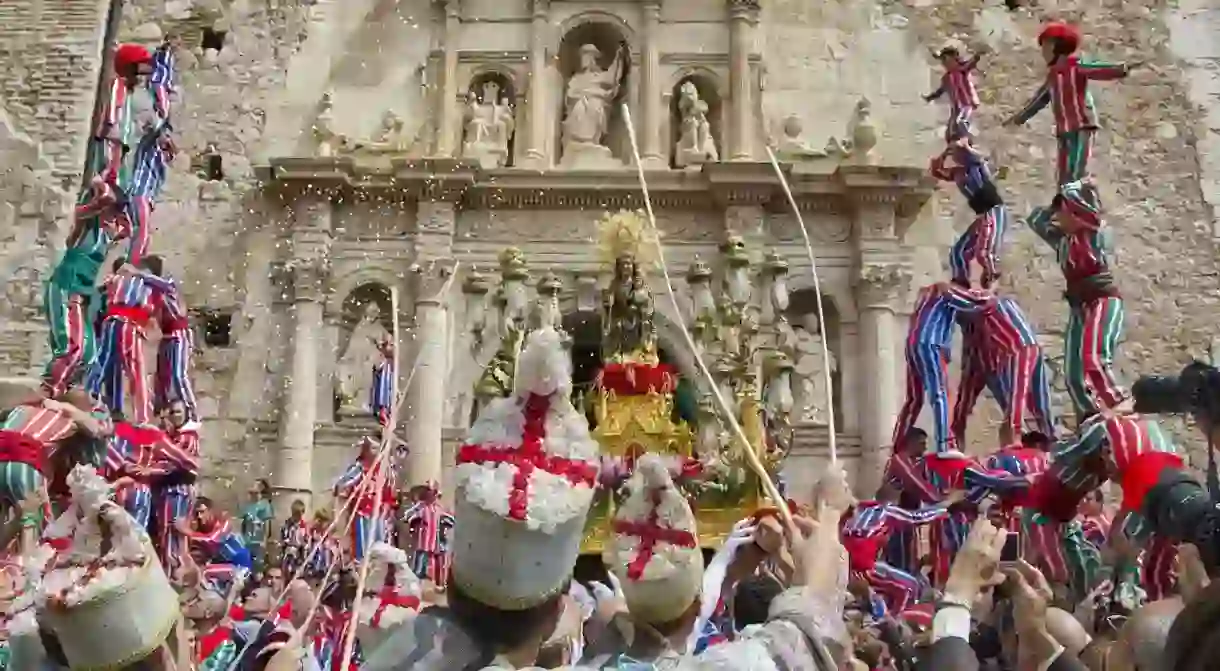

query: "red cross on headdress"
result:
(613, 485), (698, 581)
(456, 393), (599, 522)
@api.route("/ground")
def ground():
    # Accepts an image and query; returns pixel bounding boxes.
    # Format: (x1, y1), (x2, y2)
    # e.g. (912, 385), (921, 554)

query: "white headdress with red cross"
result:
(452, 327), (601, 609)
(606, 454), (703, 625)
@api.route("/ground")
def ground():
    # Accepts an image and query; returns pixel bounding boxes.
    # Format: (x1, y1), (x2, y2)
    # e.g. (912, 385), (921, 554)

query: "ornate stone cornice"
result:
(728, 0), (761, 20)
(855, 263), (911, 310)
(257, 158), (933, 218)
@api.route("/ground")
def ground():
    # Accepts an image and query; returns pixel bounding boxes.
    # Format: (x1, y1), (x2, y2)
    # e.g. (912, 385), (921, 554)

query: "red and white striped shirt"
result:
(929, 56), (981, 110)
(1012, 56), (1129, 135)
(0, 406), (78, 444)
(401, 501), (455, 554)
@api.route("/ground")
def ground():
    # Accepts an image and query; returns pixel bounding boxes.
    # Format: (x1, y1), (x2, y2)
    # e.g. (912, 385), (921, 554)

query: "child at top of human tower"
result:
(925, 39), (984, 143)
(1003, 21), (1135, 186)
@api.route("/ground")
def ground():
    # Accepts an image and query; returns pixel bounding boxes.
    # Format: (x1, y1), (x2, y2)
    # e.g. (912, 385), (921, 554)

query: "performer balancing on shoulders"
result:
(1004, 22), (1134, 186)
(925, 39), (984, 143)
(1025, 180), (1125, 420)
(930, 136), (1009, 289)
(894, 282), (997, 456)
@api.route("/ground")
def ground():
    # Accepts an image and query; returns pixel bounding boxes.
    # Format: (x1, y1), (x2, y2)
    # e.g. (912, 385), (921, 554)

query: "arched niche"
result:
(669, 72), (723, 169)
(463, 68), (518, 168)
(332, 281), (395, 419)
(784, 289), (844, 428)
(556, 16), (634, 166)
(336, 282), (394, 361)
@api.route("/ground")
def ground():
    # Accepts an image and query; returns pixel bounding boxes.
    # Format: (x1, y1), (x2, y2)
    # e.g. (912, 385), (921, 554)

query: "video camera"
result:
(1132, 360), (1220, 424)
(1133, 361), (1220, 573)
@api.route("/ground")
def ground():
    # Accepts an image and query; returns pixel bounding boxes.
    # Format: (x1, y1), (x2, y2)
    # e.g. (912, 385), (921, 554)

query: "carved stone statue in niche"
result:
(786, 322), (837, 425)
(461, 80), (515, 169)
(561, 43), (625, 168)
(674, 81), (718, 168)
(336, 303), (390, 415)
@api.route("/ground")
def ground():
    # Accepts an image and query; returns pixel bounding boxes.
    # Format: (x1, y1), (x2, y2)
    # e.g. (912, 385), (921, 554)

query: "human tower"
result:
(842, 21), (1186, 618)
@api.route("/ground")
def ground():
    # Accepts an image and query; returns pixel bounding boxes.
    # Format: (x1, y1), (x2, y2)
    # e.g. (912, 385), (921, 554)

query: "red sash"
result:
(114, 421), (164, 447)
(0, 431), (47, 474)
(106, 304), (151, 326)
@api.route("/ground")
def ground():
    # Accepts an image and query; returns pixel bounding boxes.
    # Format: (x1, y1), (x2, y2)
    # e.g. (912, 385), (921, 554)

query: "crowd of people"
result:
(0, 17), (1218, 671)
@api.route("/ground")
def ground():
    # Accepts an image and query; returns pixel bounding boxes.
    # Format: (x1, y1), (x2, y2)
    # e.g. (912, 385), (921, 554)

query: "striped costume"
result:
(41, 217), (122, 398)
(894, 284), (996, 454)
(1010, 54), (1129, 185)
(953, 297), (1055, 440)
(842, 500), (948, 613)
(980, 444), (1050, 558)
(402, 497), (455, 586)
(333, 453), (397, 562)
(104, 422), (173, 530)
(914, 455), (1030, 586)
(0, 405), (88, 510)
(370, 338), (394, 427)
(153, 420), (200, 571)
(926, 54), (982, 141)
(195, 625), (239, 671)
(311, 606), (362, 671)
(1026, 183), (1125, 418)
(929, 142), (1008, 287)
(278, 516), (310, 577)
(88, 268), (175, 425)
(183, 514), (253, 581)
(153, 277), (198, 420)
(304, 522), (341, 578)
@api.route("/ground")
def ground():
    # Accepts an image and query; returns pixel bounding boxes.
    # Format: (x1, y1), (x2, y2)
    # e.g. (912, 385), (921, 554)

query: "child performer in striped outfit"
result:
(1004, 22), (1132, 186)
(153, 272), (198, 421)
(177, 496), (253, 586)
(953, 295), (1056, 445)
(278, 499), (310, 577)
(924, 40), (984, 142)
(894, 282), (997, 456)
(120, 44), (178, 268)
(154, 399), (200, 572)
(0, 393), (110, 518)
(842, 484), (960, 613)
(370, 334), (394, 428)
(401, 482), (455, 587)
(88, 257), (176, 426)
(1026, 181), (1126, 420)
(929, 137), (1009, 288)
(79, 44), (153, 221)
(333, 437), (397, 562)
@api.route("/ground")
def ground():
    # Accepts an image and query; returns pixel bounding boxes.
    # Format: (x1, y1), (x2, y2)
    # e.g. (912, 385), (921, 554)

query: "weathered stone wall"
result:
(2, 0), (1218, 505)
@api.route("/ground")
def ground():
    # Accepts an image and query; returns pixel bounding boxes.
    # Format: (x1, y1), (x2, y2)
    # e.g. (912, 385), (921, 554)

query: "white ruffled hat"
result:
(605, 453), (703, 624)
(451, 327), (601, 610)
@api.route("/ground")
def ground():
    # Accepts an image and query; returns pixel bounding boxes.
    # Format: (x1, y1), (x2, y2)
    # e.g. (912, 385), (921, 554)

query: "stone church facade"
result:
(1, 0), (1219, 513)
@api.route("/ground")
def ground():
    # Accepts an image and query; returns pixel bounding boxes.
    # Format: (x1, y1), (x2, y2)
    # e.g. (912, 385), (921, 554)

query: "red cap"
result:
(1038, 22), (1081, 53)
(114, 43), (153, 71)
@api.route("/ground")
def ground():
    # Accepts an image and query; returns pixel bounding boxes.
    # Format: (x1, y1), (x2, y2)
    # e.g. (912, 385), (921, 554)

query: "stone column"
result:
(640, 1), (665, 167)
(273, 197), (333, 516)
(436, 0), (462, 157)
(854, 263), (909, 496)
(405, 261), (456, 487)
(727, 0), (759, 161)
(523, 0), (550, 167)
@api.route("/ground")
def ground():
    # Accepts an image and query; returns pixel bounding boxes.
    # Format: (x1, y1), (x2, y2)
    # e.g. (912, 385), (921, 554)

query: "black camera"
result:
(1132, 361), (1220, 424)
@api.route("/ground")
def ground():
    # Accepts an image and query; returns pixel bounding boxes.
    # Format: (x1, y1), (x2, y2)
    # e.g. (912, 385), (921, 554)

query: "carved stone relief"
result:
(784, 324), (837, 425)
(335, 302), (390, 415)
(856, 263), (911, 309)
(767, 212), (851, 244)
(461, 80), (515, 169)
